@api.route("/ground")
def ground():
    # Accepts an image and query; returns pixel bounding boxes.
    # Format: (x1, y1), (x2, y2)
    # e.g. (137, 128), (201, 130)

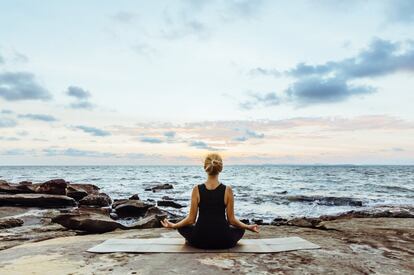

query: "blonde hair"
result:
(204, 153), (223, 175)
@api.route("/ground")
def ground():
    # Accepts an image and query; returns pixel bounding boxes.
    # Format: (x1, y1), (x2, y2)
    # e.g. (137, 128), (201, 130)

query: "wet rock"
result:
(129, 194), (140, 200)
(144, 183), (173, 192)
(287, 195), (364, 206)
(240, 219), (250, 224)
(271, 217), (288, 226)
(79, 193), (112, 207)
(67, 183), (100, 195)
(110, 212), (119, 220)
(33, 179), (68, 195)
(157, 200), (185, 209)
(0, 217), (24, 229)
(162, 195), (174, 200)
(113, 200), (154, 218)
(52, 213), (125, 233)
(0, 194), (76, 207)
(66, 186), (88, 201)
(252, 218), (264, 225)
(0, 181), (35, 194)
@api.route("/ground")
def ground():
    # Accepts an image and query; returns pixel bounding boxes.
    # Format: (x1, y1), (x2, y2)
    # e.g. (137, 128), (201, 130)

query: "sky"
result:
(0, 0), (414, 165)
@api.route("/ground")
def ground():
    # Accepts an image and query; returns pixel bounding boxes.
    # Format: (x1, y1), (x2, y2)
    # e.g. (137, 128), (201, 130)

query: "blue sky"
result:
(0, 0), (414, 165)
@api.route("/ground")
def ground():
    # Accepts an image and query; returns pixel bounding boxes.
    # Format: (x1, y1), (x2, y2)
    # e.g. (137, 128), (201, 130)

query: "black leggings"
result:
(178, 225), (245, 249)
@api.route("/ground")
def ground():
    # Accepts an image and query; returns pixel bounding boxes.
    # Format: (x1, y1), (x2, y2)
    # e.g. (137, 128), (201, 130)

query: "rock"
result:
(0, 181), (35, 194)
(79, 193), (112, 207)
(67, 183), (100, 195)
(147, 199), (155, 202)
(287, 195), (363, 207)
(129, 194), (140, 200)
(33, 179), (68, 195)
(66, 186), (88, 201)
(287, 217), (326, 229)
(162, 195), (174, 200)
(0, 217), (24, 229)
(157, 200), (185, 209)
(144, 183), (174, 192)
(52, 213), (125, 233)
(0, 194), (76, 207)
(110, 212), (119, 220)
(114, 200), (153, 218)
(144, 206), (166, 216)
(252, 218), (264, 225)
(271, 217), (288, 226)
(240, 219), (250, 224)
(128, 214), (167, 229)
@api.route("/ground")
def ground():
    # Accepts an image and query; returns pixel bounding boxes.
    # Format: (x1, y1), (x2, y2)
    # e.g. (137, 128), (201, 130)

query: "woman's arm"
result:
(161, 185), (199, 229)
(225, 185), (259, 233)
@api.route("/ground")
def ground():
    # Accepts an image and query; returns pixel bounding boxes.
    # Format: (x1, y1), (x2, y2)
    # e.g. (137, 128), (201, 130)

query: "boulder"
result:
(157, 200), (185, 209)
(0, 194), (76, 207)
(33, 179), (68, 195)
(162, 195), (174, 200)
(79, 193), (112, 207)
(0, 217), (24, 229)
(128, 214), (167, 229)
(240, 219), (250, 224)
(66, 186), (88, 201)
(68, 183), (100, 195)
(252, 218), (265, 225)
(113, 200), (154, 218)
(52, 213), (125, 233)
(144, 206), (168, 217)
(144, 183), (173, 192)
(129, 194), (140, 200)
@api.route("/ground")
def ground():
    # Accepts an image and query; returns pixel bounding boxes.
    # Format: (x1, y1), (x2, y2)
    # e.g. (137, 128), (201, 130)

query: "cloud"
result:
(69, 101), (94, 110)
(244, 38), (414, 108)
(164, 131), (176, 138)
(66, 86), (94, 109)
(43, 147), (115, 158)
(386, 0), (414, 24)
(189, 140), (219, 151)
(285, 77), (375, 105)
(233, 128), (264, 141)
(0, 54), (4, 64)
(1, 109), (13, 114)
(18, 113), (58, 122)
(66, 86), (91, 100)
(0, 148), (30, 156)
(74, 125), (111, 137)
(140, 137), (163, 143)
(288, 38), (414, 78)
(0, 136), (19, 141)
(249, 67), (280, 77)
(392, 147), (405, 152)
(0, 117), (17, 128)
(111, 11), (138, 24)
(0, 72), (51, 101)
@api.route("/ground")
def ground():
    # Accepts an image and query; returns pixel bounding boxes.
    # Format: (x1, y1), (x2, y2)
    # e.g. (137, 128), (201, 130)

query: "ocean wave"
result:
(286, 195), (364, 206)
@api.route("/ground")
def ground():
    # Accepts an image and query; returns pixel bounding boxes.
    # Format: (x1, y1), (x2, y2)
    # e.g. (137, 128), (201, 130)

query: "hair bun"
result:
(204, 153), (223, 175)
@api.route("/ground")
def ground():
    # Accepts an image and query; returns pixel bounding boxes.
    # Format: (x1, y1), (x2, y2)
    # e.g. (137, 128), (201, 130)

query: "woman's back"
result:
(193, 182), (231, 248)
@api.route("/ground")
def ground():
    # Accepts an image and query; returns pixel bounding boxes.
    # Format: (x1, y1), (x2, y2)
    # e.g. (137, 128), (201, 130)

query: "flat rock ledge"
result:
(0, 218), (413, 274)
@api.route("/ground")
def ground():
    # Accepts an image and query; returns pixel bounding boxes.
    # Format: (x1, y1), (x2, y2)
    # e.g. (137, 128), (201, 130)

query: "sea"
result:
(1, 165), (413, 222)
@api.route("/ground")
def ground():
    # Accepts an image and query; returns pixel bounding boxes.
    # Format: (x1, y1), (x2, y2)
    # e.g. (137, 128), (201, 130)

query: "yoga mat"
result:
(87, 237), (320, 253)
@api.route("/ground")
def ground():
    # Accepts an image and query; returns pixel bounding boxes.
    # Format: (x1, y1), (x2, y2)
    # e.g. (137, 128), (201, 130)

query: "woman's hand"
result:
(160, 218), (176, 229)
(247, 224), (259, 233)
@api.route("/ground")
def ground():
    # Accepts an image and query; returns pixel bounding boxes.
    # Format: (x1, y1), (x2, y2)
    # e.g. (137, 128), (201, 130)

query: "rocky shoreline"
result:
(0, 178), (413, 246)
(1, 178), (413, 273)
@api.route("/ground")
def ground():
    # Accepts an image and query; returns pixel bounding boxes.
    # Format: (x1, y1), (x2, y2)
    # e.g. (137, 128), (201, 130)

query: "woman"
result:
(161, 153), (259, 249)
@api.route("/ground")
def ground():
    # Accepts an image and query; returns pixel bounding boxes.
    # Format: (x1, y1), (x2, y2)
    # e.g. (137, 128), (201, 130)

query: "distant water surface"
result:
(1, 165), (413, 222)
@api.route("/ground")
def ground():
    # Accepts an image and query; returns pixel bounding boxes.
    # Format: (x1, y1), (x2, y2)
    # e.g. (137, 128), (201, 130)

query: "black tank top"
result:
(192, 182), (232, 249)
